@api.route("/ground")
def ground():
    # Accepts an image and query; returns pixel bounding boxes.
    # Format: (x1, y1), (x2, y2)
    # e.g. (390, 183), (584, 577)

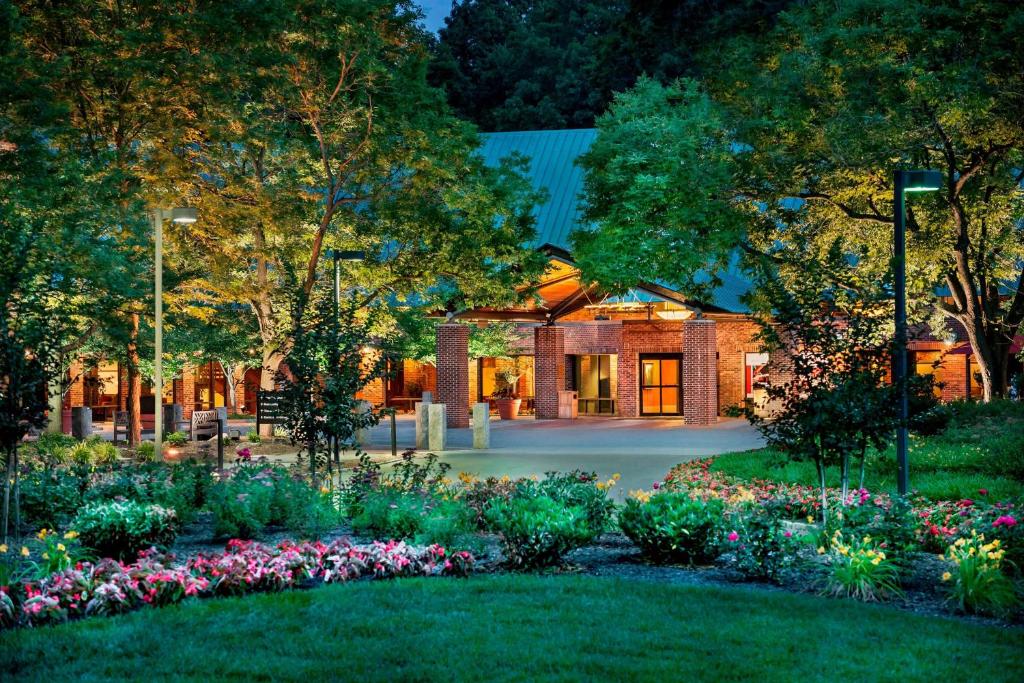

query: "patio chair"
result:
(190, 410), (222, 441)
(113, 411), (130, 444)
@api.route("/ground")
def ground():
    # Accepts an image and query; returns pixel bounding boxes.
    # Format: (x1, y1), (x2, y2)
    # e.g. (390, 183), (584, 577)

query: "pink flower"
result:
(993, 515), (1017, 528)
(978, 488), (988, 496)
(652, 482), (661, 490)
(727, 531), (739, 542)
(783, 531), (792, 538)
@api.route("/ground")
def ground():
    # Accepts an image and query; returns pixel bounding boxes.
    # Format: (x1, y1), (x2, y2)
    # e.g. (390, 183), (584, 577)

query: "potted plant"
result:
(494, 362), (524, 420)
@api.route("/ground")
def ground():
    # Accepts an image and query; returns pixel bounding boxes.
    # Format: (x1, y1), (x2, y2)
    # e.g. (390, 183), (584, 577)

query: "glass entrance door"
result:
(640, 355), (682, 416)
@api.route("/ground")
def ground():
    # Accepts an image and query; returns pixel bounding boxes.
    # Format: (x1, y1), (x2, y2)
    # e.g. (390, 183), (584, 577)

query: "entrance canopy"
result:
(451, 249), (699, 324)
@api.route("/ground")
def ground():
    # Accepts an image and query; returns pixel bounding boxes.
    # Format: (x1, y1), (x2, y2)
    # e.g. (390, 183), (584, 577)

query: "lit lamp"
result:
(893, 170), (942, 495)
(152, 207), (198, 459)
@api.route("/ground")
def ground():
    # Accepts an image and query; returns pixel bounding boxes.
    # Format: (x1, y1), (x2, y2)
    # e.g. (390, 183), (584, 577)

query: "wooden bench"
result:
(190, 410), (222, 441)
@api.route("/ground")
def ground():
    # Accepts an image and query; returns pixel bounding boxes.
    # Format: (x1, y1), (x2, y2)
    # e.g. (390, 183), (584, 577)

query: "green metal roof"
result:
(479, 128), (752, 313)
(479, 129), (597, 250)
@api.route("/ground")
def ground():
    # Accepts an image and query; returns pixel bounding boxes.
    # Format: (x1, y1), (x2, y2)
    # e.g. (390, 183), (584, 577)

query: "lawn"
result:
(710, 401), (1024, 501)
(2, 575), (1022, 682)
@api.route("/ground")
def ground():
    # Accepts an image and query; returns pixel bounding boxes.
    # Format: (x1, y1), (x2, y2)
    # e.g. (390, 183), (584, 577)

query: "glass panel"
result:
(607, 354), (618, 399)
(579, 355), (599, 399)
(642, 388), (661, 413)
(642, 360), (659, 386)
(660, 359), (679, 386)
(661, 387), (679, 414)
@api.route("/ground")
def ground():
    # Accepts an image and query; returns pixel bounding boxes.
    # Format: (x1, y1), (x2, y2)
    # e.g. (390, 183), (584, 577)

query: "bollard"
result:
(216, 418), (224, 470)
(472, 402), (490, 449)
(421, 391), (433, 404)
(414, 401), (430, 449)
(355, 400), (372, 448)
(428, 404), (447, 452)
(390, 410), (397, 457)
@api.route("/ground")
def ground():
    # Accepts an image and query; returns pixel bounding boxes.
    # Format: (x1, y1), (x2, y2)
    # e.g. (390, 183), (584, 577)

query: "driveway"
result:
(362, 415), (764, 500)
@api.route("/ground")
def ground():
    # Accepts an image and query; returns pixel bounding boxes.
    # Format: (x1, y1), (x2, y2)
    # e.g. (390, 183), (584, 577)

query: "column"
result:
(534, 325), (565, 419)
(682, 319), (718, 425)
(436, 323), (470, 428)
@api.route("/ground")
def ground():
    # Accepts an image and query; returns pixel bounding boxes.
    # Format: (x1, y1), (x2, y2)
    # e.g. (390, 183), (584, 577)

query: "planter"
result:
(495, 398), (522, 420)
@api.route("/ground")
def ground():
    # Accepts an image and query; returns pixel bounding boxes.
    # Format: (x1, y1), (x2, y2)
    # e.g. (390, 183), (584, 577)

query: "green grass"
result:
(2, 575), (1022, 682)
(712, 402), (1024, 501)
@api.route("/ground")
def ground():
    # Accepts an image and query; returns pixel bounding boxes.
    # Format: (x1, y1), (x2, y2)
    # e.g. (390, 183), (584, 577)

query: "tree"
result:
(574, 0), (1024, 400)
(276, 292), (388, 484)
(744, 248), (903, 518)
(165, 0), (547, 413)
(429, 0), (793, 131)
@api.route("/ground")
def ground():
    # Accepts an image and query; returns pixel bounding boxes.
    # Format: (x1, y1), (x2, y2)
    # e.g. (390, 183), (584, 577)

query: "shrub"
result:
(73, 501), (178, 560)
(724, 500), (801, 582)
(165, 431), (188, 446)
(840, 493), (918, 566)
(485, 495), (592, 569)
(942, 532), (1019, 617)
(350, 490), (476, 549)
(458, 474), (520, 528)
(29, 433), (77, 467)
(246, 431), (262, 444)
(822, 531), (902, 602)
(526, 471), (617, 537)
(208, 465), (336, 539)
(619, 491), (724, 565)
(135, 442), (156, 462)
(19, 468), (85, 529)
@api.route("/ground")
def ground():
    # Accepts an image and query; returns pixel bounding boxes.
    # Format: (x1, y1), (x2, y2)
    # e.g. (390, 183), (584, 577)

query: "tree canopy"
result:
(573, 0), (1024, 399)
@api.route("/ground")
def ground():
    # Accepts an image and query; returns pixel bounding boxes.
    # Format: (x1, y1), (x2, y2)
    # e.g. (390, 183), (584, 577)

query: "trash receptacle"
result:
(72, 406), (93, 439)
(558, 391), (578, 419)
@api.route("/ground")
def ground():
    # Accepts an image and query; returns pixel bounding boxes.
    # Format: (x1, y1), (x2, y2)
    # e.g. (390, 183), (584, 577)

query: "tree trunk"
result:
(840, 453), (849, 508)
(858, 443), (867, 491)
(126, 313), (142, 445)
(815, 456), (827, 522)
(220, 361), (238, 414)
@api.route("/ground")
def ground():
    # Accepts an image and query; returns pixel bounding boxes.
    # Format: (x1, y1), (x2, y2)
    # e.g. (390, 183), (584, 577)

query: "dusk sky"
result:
(418, 0), (453, 33)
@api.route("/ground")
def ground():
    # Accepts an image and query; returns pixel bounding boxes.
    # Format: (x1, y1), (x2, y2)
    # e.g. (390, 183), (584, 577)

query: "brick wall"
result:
(562, 321), (623, 355)
(712, 317), (764, 414)
(618, 320), (685, 418)
(436, 323), (470, 427)
(534, 326), (565, 419)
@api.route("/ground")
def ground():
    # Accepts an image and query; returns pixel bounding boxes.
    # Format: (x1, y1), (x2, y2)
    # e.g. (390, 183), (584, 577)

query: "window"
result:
(574, 354), (617, 415)
(744, 352), (769, 397)
(639, 355), (682, 416)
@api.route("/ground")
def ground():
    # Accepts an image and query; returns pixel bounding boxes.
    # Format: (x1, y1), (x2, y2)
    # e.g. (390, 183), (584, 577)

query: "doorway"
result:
(639, 354), (682, 416)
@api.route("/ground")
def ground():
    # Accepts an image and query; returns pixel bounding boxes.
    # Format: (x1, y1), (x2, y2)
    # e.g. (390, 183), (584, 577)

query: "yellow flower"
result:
(20, 546), (29, 557)
(64, 530), (79, 540)
(612, 473), (621, 480)
(596, 482), (606, 491)
(42, 552), (49, 560)
(56, 543), (66, 552)
(37, 528), (49, 540)
(817, 546), (826, 555)
(871, 557), (881, 566)
(0, 544), (7, 553)
(807, 516), (814, 523)
(941, 571), (952, 582)
(991, 539), (1001, 548)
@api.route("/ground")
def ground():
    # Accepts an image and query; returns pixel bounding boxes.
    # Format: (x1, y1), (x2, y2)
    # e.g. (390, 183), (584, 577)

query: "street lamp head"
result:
(898, 169), (943, 193)
(331, 249), (366, 262)
(171, 207), (198, 224)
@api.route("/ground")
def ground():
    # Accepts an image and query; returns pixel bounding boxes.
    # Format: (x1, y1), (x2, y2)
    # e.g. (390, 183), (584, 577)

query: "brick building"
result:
(386, 129), (1006, 428)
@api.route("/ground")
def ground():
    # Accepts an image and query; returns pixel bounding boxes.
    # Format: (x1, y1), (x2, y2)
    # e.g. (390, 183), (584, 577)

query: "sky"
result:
(418, 0), (453, 33)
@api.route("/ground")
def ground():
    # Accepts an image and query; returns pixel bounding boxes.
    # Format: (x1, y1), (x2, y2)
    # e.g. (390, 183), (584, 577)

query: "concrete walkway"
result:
(362, 415), (764, 500)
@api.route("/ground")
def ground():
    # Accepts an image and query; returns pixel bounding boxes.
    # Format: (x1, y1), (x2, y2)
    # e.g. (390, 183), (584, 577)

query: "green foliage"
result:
(619, 492), (724, 565)
(134, 442), (156, 463)
(514, 471), (616, 538)
(430, 0), (789, 131)
(18, 469), (86, 530)
(823, 532), (903, 603)
(208, 465), (335, 539)
(350, 490), (476, 550)
(572, 78), (746, 297)
(82, 462), (212, 526)
(839, 497), (918, 567)
(485, 495), (592, 569)
(943, 533), (1019, 617)
(165, 432), (188, 447)
(72, 502), (179, 561)
(724, 501), (802, 582)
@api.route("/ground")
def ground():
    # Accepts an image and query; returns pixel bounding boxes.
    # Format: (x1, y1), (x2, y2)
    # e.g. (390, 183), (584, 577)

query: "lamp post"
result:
(152, 207), (198, 459)
(893, 169), (941, 495)
(325, 249), (365, 466)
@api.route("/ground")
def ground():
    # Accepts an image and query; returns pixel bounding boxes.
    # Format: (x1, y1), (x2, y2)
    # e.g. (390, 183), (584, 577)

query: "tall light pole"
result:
(152, 207), (198, 459)
(893, 169), (941, 495)
(325, 249), (365, 466)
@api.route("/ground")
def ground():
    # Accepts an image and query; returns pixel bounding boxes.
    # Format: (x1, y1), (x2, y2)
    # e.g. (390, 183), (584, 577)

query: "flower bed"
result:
(1, 539), (474, 630)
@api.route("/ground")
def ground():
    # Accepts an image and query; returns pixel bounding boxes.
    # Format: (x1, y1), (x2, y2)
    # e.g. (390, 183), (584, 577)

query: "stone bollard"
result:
(415, 401), (430, 449)
(355, 400), (373, 448)
(71, 407), (92, 440)
(428, 404), (447, 452)
(421, 391), (433, 404)
(472, 402), (490, 449)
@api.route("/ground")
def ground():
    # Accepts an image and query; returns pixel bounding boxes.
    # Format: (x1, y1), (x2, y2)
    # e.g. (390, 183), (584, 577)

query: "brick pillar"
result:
(683, 319), (718, 425)
(436, 323), (470, 428)
(180, 364), (196, 419)
(534, 325), (565, 419)
(67, 359), (85, 408)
